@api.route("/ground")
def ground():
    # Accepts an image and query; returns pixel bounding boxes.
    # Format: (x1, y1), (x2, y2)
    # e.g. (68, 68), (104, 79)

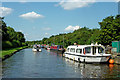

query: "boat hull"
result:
(47, 48), (50, 50)
(32, 48), (42, 52)
(50, 49), (65, 54)
(64, 53), (111, 63)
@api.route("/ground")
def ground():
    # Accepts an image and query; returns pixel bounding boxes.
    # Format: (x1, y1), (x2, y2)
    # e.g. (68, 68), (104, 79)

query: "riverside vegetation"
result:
(27, 15), (120, 47)
(0, 17), (27, 60)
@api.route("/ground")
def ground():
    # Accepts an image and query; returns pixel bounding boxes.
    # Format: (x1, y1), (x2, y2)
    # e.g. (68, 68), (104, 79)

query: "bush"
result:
(22, 42), (26, 46)
(12, 40), (18, 47)
(2, 41), (13, 49)
(16, 40), (22, 47)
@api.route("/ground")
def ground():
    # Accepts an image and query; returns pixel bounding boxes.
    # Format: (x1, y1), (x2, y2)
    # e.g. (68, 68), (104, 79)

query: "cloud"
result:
(24, 33), (29, 36)
(18, 30), (23, 32)
(24, 33), (29, 39)
(42, 27), (51, 31)
(115, 0), (120, 2)
(0, 7), (13, 17)
(19, 11), (44, 20)
(64, 25), (80, 31)
(19, 0), (27, 3)
(57, 0), (96, 10)
(45, 33), (49, 35)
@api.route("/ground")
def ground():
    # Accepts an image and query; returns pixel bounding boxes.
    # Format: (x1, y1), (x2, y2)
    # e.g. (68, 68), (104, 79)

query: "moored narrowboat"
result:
(50, 45), (65, 54)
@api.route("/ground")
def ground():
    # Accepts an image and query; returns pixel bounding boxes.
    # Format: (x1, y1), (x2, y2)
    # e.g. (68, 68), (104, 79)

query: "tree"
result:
(0, 17), (8, 41)
(16, 32), (25, 42)
(98, 15), (120, 45)
(6, 27), (16, 41)
(1, 17), (26, 49)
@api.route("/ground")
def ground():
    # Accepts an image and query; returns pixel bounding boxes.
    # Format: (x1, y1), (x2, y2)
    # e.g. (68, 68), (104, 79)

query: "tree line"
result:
(27, 15), (120, 47)
(0, 17), (26, 49)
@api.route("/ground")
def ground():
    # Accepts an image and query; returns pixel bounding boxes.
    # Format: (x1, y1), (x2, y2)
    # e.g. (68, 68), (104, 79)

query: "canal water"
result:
(2, 48), (120, 78)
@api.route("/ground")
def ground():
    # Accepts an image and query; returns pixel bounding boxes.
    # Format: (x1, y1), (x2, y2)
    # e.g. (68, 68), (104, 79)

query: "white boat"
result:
(32, 48), (37, 52)
(64, 43), (111, 63)
(32, 45), (42, 52)
(32, 48), (42, 52)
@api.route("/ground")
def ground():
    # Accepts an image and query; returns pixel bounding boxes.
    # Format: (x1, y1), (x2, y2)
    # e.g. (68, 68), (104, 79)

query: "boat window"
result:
(94, 47), (96, 53)
(98, 47), (104, 53)
(84, 47), (91, 53)
(70, 48), (75, 52)
(76, 49), (82, 54)
(67, 48), (69, 52)
(92, 47), (96, 55)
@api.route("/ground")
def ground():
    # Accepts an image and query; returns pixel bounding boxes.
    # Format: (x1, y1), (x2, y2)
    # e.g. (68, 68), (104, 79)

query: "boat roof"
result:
(67, 44), (105, 49)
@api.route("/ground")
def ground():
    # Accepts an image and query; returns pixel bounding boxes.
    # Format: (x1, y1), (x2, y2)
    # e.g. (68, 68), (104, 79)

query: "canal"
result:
(2, 48), (120, 78)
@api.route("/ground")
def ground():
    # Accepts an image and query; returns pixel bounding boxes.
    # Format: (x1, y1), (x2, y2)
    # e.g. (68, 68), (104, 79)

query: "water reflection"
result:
(49, 51), (62, 57)
(64, 58), (120, 78)
(46, 50), (50, 52)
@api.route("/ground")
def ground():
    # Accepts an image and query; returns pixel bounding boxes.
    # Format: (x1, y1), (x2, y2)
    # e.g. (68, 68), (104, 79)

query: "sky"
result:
(0, 0), (119, 41)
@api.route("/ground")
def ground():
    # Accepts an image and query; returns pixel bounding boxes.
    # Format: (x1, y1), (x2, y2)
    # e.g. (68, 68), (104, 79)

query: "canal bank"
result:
(0, 46), (28, 61)
(111, 53), (120, 65)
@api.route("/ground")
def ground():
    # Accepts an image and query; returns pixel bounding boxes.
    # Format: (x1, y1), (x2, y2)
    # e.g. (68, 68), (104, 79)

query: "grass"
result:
(0, 46), (28, 60)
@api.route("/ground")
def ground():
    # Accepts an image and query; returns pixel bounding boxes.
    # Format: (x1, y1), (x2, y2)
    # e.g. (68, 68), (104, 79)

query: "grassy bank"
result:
(0, 46), (28, 61)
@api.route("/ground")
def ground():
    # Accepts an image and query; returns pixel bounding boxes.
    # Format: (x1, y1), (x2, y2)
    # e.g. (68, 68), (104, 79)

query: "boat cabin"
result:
(66, 43), (105, 55)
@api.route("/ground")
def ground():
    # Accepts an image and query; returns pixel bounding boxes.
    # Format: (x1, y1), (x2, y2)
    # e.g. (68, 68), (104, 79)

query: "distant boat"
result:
(64, 43), (111, 63)
(50, 45), (65, 54)
(47, 46), (50, 50)
(32, 45), (42, 52)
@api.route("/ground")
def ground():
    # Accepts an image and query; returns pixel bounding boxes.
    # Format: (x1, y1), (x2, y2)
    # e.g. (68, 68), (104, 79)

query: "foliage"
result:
(26, 27), (100, 47)
(2, 41), (13, 49)
(98, 15), (120, 45)
(0, 17), (8, 41)
(6, 27), (16, 41)
(0, 17), (26, 49)
(16, 32), (25, 42)
(26, 15), (120, 47)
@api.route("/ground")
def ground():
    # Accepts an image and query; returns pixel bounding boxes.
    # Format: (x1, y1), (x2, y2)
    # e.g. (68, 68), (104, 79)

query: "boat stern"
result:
(100, 54), (111, 62)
